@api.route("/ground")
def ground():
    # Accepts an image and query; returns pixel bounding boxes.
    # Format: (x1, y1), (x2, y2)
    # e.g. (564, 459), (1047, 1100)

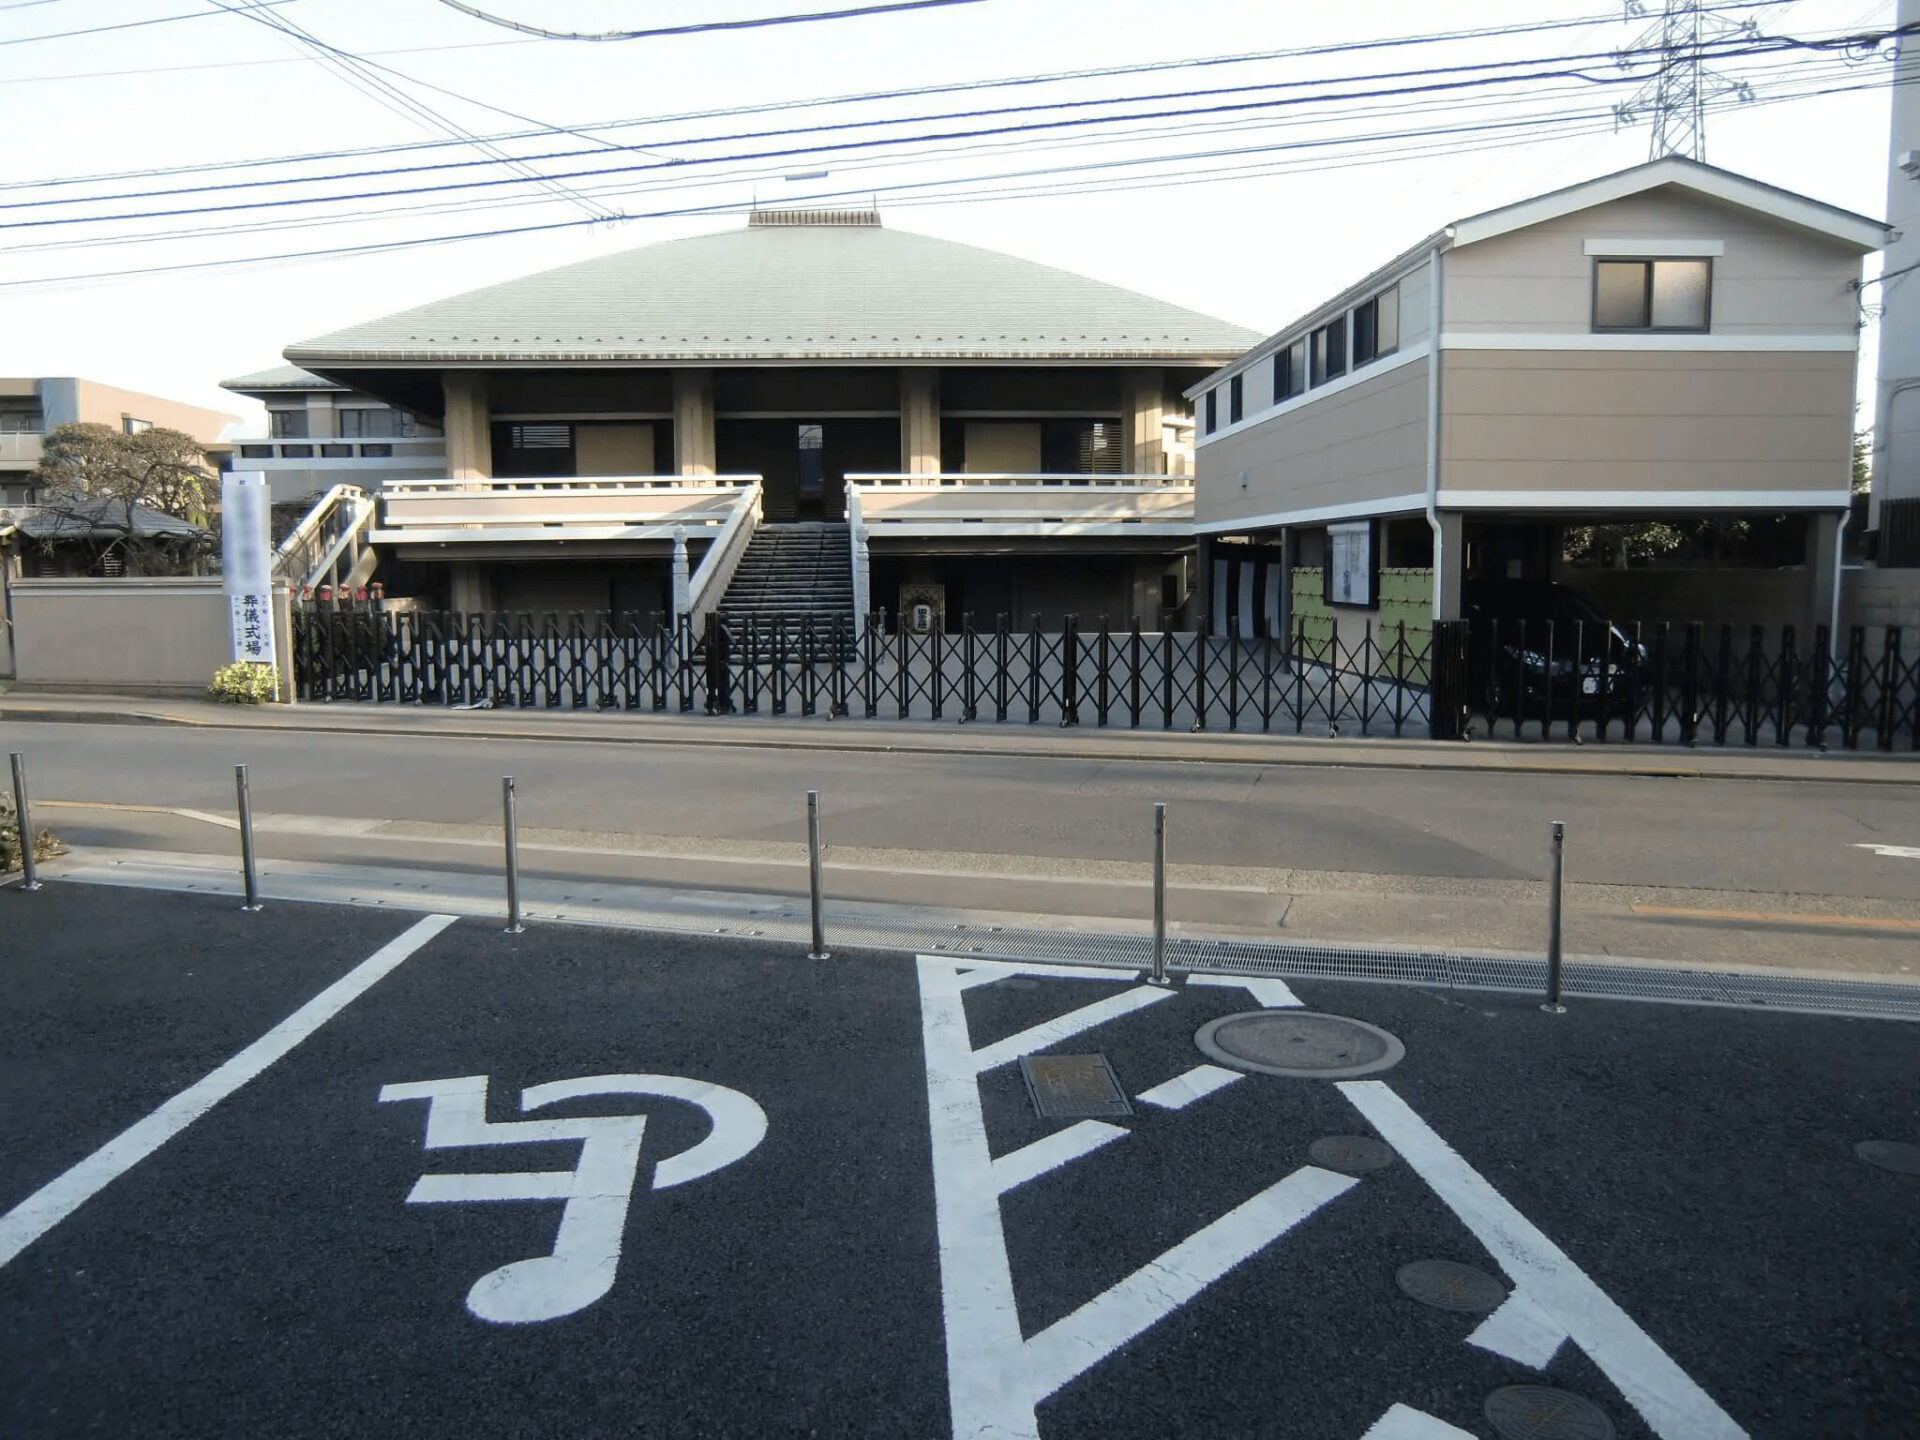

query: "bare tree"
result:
(28, 423), (215, 575)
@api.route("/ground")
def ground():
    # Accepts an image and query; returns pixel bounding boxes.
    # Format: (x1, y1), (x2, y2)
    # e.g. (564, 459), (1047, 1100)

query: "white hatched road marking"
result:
(921, 956), (1747, 1440)
(0, 913), (458, 1271)
(1340, 1080), (1746, 1439)
(1358, 1404), (1477, 1439)
(1855, 843), (1920, 860)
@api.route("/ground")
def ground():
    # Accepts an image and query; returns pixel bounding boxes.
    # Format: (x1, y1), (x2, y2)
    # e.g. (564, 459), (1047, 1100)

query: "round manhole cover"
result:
(1856, 1140), (1920, 1175)
(1484, 1386), (1615, 1440)
(1308, 1135), (1397, 1174)
(1396, 1259), (1508, 1314)
(1195, 1011), (1405, 1079)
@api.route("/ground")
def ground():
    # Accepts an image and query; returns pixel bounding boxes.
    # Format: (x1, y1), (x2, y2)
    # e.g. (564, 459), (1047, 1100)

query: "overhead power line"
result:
(2, 23), (1895, 232)
(0, 2), (1787, 192)
(430, 0), (987, 42)
(0, 0), (300, 47)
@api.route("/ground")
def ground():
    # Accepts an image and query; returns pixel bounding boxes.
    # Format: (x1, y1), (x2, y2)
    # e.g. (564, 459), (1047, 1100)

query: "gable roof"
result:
(285, 214), (1261, 368)
(1448, 154), (1888, 254)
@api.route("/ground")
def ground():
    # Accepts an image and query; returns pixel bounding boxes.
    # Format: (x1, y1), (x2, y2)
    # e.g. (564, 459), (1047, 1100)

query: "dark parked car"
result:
(1462, 579), (1644, 720)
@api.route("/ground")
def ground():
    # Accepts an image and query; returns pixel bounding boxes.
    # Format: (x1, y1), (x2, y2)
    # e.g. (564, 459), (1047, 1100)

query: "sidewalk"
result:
(3, 686), (1917, 783)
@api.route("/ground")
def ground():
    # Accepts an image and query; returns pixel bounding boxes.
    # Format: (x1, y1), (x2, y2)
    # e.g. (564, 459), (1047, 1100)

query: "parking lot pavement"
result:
(2, 883), (1916, 1439)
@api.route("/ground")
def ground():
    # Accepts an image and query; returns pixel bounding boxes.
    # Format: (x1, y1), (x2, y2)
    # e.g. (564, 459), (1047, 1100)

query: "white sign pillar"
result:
(670, 525), (692, 622)
(222, 471), (275, 667)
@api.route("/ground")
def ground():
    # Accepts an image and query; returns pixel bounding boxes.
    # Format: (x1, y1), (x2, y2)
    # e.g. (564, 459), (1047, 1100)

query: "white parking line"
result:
(969, 985), (1176, 1074)
(1136, 1063), (1243, 1111)
(0, 913), (458, 1271)
(1358, 1404), (1476, 1439)
(991, 1121), (1128, 1195)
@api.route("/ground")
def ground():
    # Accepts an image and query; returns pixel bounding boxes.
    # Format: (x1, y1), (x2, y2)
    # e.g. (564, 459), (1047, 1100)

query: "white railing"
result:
(274, 483), (375, 592)
(844, 472), (1195, 536)
(847, 487), (870, 641)
(370, 474), (761, 545)
(686, 480), (764, 626)
(230, 436), (445, 467)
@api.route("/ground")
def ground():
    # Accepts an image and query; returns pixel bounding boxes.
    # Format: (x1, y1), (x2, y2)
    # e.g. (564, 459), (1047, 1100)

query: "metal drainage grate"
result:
(1019, 1054), (1131, 1121)
(1196, 1011), (1406, 1079)
(1396, 1260), (1508, 1314)
(1307, 1135), (1397, 1175)
(1855, 1140), (1920, 1175)
(1484, 1386), (1616, 1440)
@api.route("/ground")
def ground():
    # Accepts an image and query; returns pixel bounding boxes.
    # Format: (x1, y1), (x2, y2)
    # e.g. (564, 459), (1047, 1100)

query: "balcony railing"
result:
(845, 472), (1195, 535)
(369, 474), (762, 545)
(0, 432), (45, 465)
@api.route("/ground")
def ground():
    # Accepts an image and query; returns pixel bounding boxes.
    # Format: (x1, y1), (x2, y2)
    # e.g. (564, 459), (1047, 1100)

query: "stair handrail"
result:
(274, 483), (374, 593)
(686, 478), (763, 628)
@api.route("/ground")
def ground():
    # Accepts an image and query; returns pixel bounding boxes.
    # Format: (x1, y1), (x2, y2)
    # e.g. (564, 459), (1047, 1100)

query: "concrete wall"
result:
(1194, 355), (1428, 528)
(1443, 188), (1864, 337)
(1844, 565), (1920, 645)
(9, 578), (293, 698)
(1441, 350), (1856, 498)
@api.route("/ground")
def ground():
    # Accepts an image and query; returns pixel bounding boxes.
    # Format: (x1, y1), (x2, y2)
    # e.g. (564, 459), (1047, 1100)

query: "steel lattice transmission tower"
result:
(1614, 1), (1769, 161)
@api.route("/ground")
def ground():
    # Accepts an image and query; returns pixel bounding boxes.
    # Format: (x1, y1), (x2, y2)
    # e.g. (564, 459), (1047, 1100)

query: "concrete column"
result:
(1124, 369), (1165, 476)
(1808, 509), (1846, 645)
(449, 562), (490, 613)
(673, 369), (716, 477)
(308, 393), (338, 440)
(442, 373), (491, 481)
(1432, 510), (1465, 620)
(899, 368), (940, 474)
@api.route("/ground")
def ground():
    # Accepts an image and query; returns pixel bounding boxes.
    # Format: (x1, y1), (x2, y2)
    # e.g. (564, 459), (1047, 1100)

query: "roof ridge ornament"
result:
(748, 207), (881, 228)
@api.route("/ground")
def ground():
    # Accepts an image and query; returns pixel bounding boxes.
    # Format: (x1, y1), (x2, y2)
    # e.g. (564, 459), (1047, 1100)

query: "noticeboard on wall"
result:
(1324, 520), (1376, 608)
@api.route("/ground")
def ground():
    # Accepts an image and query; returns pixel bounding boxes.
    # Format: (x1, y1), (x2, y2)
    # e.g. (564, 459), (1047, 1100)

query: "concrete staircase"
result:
(714, 521), (855, 634)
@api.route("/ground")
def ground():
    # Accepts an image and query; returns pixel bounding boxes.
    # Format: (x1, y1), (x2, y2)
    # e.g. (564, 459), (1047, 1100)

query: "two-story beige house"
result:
(1189, 157), (1887, 645)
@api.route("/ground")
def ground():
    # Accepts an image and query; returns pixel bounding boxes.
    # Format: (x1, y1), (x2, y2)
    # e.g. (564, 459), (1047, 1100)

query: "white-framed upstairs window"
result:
(1592, 257), (1712, 332)
(1310, 314), (1347, 388)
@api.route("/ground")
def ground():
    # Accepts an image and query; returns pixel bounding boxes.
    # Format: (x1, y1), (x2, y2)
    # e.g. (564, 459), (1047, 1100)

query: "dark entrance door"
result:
(796, 423), (825, 521)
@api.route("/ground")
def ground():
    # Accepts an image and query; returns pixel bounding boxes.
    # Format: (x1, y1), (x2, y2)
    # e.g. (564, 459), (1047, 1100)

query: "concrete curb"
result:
(3, 694), (1916, 783)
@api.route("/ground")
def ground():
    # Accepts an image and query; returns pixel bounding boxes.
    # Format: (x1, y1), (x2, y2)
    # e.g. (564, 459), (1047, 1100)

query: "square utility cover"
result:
(1020, 1054), (1132, 1121)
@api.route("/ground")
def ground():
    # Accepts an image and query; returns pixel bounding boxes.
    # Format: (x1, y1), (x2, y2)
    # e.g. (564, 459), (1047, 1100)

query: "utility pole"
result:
(1613, 1), (1768, 162)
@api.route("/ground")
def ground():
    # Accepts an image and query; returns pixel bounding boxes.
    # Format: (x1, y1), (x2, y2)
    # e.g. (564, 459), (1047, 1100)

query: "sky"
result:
(0, 0), (1899, 434)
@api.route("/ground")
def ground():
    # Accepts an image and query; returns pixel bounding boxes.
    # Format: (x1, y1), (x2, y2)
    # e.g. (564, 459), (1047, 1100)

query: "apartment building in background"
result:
(1189, 156), (1887, 645)
(0, 377), (238, 506)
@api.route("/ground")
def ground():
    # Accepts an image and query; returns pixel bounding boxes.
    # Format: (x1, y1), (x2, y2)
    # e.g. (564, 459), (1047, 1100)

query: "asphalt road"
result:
(3, 883), (1916, 1439)
(4, 718), (1919, 974)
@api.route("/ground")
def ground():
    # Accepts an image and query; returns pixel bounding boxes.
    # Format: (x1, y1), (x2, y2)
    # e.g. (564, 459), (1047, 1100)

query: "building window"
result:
(360, 443), (393, 458)
(0, 409), (41, 434)
(1228, 374), (1243, 425)
(122, 417), (151, 434)
(510, 423), (572, 449)
(1353, 285), (1400, 367)
(1273, 339), (1306, 404)
(1203, 388), (1218, 435)
(269, 409), (309, 439)
(239, 444), (273, 458)
(281, 444), (314, 459)
(1310, 315), (1347, 388)
(321, 443), (353, 458)
(339, 408), (415, 439)
(1593, 258), (1711, 331)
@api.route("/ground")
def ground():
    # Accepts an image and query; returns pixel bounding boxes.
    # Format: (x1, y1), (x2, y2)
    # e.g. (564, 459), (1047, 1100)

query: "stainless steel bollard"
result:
(9, 752), (41, 892)
(235, 764), (262, 911)
(502, 776), (524, 934)
(1542, 819), (1566, 1013)
(1150, 802), (1168, 985)
(807, 790), (830, 960)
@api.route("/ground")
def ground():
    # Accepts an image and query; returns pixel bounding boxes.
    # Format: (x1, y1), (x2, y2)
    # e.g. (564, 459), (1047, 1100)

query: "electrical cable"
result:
(0, 22), (1873, 226)
(0, 0), (1789, 191)
(0, 0), (298, 47)
(430, 0), (986, 42)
